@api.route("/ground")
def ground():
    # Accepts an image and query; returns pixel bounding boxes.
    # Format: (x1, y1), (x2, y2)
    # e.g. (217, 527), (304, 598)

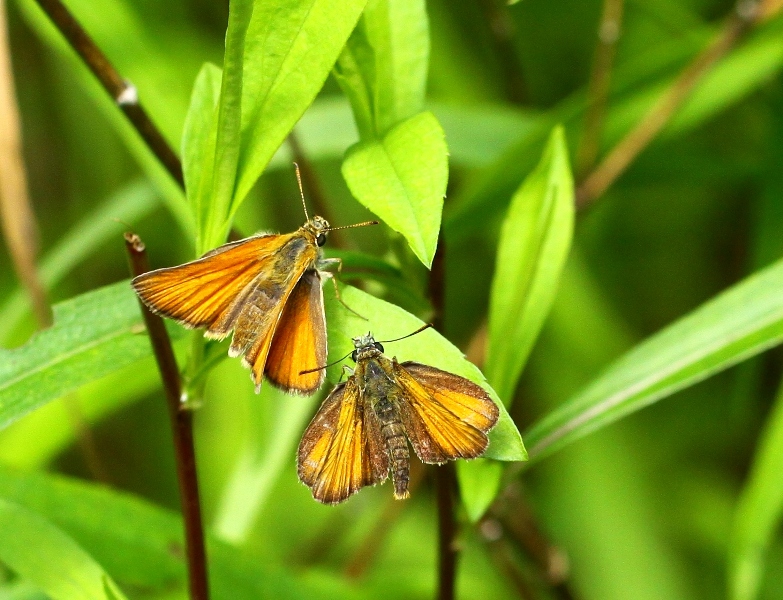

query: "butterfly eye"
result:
(316, 233), (327, 247)
(374, 342), (384, 353)
(351, 349), (358, 362)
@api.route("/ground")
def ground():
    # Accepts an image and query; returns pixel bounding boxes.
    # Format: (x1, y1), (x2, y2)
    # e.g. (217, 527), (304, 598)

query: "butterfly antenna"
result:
(380, 323), (434, 344)
(293, 162), (310, 221)
(299, 350), (354, 375)
(324, 220), (379, 232)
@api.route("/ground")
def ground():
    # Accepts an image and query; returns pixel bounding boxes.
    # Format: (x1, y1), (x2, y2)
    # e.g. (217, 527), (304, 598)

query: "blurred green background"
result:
(3, 0), (783, 598)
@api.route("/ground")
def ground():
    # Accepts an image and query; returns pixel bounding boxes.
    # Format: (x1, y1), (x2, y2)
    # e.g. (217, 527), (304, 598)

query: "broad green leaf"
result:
(0, 498), (128, 600)
(524, 257), (783, 462)
(0, 282), (182, 430)
(324, 284), (526, 462)
(334, 0), (429, 137)
(233, 0), (368, 209)
(182, 63), (221, 225)
(729, 378), (783, 600)
(0, 468), (360, 599)
(485, 125), (574, 405)
(266, 96), (539, 170)
(363, 0), (429, 134)
(0, 180), (158, 347)
(342, 111), (448, 267)
(198, 0), (254, 253)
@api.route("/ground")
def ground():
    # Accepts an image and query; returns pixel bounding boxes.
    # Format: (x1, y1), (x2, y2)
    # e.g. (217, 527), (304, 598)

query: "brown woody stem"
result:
(124, 233), (209, 600)
(33, 0), (184, 188)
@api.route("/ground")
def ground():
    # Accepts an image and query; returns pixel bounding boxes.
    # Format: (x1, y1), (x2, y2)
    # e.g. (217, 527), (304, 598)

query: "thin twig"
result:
(576, 0), (625, 177)
(124, 233), (209, 600)
(435, 464), (458, 600)
(33, 0), (183, 187)
(0, 0), (51, 327)
(576, 2), (761, 208)
(427, 236), (458, 600)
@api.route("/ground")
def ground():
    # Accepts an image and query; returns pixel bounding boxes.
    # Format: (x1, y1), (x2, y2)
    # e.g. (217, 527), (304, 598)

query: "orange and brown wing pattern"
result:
(393, 361), (499, 464)
(131, 233), (289, 339)
(265, 270), (327, 395)
(298, 380), (389, 504)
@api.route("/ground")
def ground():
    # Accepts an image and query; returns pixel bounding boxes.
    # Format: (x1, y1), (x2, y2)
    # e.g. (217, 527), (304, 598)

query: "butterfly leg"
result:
(318, 259), (368, 321)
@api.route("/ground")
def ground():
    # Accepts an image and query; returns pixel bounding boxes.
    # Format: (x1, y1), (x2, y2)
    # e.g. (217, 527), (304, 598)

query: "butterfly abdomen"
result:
(374, 396), (410, 500)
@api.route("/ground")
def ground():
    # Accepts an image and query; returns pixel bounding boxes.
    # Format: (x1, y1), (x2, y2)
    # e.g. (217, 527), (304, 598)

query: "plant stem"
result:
(576, 0), (625, 177)
(124, 233), (209, 600)
(435, 464), (458, 600)
(33, 0), (184, 188)
(0, 0), (50, 328)
(576, 1), (760, 208)
(428, 236), (458, 600)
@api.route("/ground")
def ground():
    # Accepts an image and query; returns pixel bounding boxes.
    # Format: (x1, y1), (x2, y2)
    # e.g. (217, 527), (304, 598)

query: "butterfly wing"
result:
(227, 236), (319, 390)
(265, 270), (327, 395)
(298, 380), (389, 504)
(131, 234), (290, 339)
(393, 361), (499, 464)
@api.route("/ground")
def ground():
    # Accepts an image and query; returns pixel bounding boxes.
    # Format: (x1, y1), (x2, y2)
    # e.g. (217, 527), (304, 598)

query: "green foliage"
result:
(336, 0), (448, 267)
(485, 125), (574, 405)
(342, 111), (448, 267)
(524, 257), (783, 462)
(730, 380), (783, 600)
(6, 0), (783, 598)
(0, 498), (128, 600)
(0, 282), (183, 430)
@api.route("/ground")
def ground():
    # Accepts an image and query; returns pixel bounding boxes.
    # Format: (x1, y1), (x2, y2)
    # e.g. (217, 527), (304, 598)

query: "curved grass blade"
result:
(729, 378), (783, 600)
(525, 257), (783, 462)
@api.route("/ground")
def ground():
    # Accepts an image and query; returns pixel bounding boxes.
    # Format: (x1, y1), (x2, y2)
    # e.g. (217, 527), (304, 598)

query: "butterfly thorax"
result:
(356, 355), (411, 500)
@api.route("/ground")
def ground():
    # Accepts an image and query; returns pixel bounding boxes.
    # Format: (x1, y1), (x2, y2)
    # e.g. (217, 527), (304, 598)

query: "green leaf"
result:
(0, 281), (181, 431)
(456, 459), (503, 522)
(182, 63), (222, 232)
(342, 111), (448, 268)
(729, 378), (783, 600)
(198, 0), (254, 253)
(324, 284), (526, 462)
(0, 468), (358, 599)
(233, 0), (368, 209)
(334, 0), (429, 137)
(0, 498), (128, 600)
(363, 0), (429, 134)
(485, 125), (575, 405)
(524, 257), (783, 462)
(0, 180), (159, 347)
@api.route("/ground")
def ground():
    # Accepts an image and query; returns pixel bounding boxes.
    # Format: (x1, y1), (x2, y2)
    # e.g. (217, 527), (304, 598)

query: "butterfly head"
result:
(303, 215), (330, 247)
(351, 332), (384, 362)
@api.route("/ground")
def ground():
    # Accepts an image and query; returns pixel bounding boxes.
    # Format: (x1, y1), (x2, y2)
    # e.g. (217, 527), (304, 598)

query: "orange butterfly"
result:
(298, 328), (499, 504)
(131, 167), (376, 395)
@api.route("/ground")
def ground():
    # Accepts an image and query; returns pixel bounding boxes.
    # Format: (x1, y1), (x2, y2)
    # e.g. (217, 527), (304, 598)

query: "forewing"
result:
(227, 236), (319, 389)
(131, 234), (287, 338)
(265, 270), (327, 395)
(298, 380), (388, 504)
(394, 361), (499, 464)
